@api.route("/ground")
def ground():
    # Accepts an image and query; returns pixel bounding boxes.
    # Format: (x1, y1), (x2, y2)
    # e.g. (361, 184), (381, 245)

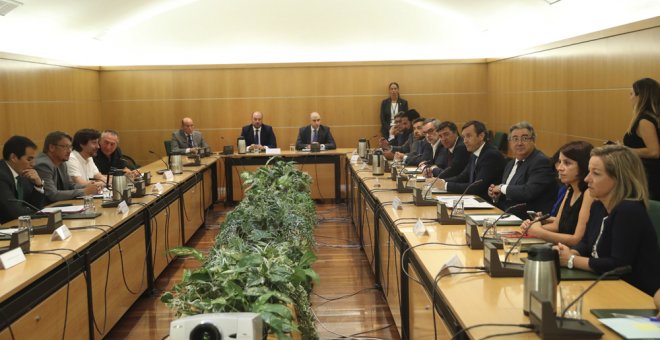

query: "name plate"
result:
(0, 248), (26, 270)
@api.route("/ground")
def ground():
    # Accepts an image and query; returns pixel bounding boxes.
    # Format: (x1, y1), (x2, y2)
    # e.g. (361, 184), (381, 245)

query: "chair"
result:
(648, 200), (660, 248)
(164, 140), (173, 156)
(491, 131), (508, 153)
(121, 154), (139, 170)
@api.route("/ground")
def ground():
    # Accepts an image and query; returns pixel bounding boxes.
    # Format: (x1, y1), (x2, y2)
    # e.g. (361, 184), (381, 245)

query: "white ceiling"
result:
(1, 0), (659, 66)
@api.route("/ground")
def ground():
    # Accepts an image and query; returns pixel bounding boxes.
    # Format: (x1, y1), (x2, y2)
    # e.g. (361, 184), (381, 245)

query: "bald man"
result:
(171, 117), (209, 154)
(240, 111), (277, 151)
(295, 112), (336, 150)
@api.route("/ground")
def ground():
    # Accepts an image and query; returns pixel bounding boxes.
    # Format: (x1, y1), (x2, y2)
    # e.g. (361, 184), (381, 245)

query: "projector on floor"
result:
(169, 312), (262, 340)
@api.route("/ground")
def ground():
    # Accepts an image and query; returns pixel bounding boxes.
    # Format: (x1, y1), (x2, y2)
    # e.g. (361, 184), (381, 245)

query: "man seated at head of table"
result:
(240, 111), (277, 152)
(488, 121), (557, 219)
(380, 109), (419, 160)
(35, 131), (102, 204)
(431, 120), (506, 202)
(422, 120), (469, 180)
(93, 129), (140, 178)
(67, 128), (107, 186)
(394, 116), (427, 166)
(171, 117), (209, 155)
(556, 145), (660, 297)
(295, 112), (336, 151)
(520, 141), (594, 246)
(0, 136), (45, 224)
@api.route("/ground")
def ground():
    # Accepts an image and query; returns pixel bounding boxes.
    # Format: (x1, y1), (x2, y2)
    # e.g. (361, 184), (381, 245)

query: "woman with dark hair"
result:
(520, 141), (593, 246)
(557, 145), (660, 296)
(380, 82), (408, 138)
(624, 77), (660, 199)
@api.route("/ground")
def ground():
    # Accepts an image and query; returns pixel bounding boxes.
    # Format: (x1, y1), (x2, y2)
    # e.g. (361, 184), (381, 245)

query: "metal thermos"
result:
(358, 138), (369, 159)
(237, 136), (247, 154)
(523, 244), (560, 315)
(112, 169), (127, 201)
(170, 154), (183, 174)
(372, 149), (385, 176)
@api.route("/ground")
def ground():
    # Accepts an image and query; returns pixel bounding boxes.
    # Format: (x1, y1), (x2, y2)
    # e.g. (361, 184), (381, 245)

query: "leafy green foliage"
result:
(163, 158), (319, 339)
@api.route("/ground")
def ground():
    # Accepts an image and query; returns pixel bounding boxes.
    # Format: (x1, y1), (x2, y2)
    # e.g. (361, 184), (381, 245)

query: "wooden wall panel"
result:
(0, 58), (100, 149)
(100, 63), (488, 165)
(487, 25), (660, 155)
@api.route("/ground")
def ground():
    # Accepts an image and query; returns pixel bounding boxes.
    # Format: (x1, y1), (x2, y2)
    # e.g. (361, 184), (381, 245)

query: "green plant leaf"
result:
(167, 246), (205, 261)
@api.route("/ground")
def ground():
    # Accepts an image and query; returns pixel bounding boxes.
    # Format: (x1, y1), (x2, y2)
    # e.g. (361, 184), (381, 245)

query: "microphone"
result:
(8, 198), (43, 215)
(423, 167), (452, 200)
(448, 179), (484, 220)
(560, 265), (632, 321)
(149, 150), (170, 173)
(481, 202), (526, 239)
(503, 213), (550, 263)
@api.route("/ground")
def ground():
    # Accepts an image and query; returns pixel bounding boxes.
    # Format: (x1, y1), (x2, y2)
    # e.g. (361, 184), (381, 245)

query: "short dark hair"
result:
(462, 120), (488, 139)
(44, 131), (72, 153)
(72, 129), (100, 152)
(3, 135), (37, 160)
(559, 141), (593, 192)
(412, 117), (426, 125)
(438, 121), (458, 134)
(405, 109), (421, 121)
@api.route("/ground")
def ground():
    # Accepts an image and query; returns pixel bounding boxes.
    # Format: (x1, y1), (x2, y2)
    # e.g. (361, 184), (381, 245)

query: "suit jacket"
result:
(421, 141), (443, 164)
(171, 130), (209, 154)
(391, 129), (412, 153)
(295, 125), (336, 150)
(497, 149), (557, 219)
(34, 152), (86, 204)
(240, 124), (277, 148)
(404, 139), (427, 166)
(432, 137), (469, 179)
(445, 143), (506, 202)
(380, 98), (408, 138)
(0, 160), (45, 223)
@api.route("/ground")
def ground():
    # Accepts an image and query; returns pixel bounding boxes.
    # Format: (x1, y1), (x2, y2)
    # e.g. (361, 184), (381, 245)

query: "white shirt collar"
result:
(473, 142), (486, 158)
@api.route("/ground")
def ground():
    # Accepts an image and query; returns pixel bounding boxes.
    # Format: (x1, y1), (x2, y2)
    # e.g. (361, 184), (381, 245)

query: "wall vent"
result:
(0, 0), (23, 16)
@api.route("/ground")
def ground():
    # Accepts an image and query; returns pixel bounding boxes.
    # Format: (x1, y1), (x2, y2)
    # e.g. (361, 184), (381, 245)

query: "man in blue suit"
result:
(0, 136), (45, 223)
(488, 121), (557, 219)
(295, 112), (336, 150)
(240, 111), (277, 151)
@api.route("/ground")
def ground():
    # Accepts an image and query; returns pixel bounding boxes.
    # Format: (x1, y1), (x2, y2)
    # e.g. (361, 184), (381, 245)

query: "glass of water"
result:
(18, 215), (32, 238)
(483, 217), (497, 238)
(83, 195), (95, 212)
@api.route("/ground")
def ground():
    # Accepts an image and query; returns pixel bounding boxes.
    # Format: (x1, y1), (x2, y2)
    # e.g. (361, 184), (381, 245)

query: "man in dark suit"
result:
(433, 120), (506, 202)
(381, 109), (420, 159)
(295, 112), (336, 150)
(171, 117), (210, 154)
(394, 117), (427, 166)
(488, 122), (557, 219)
(240, 111), (277, 151)
(0, 136), (45, 223)
(419, 119), (443, 166)
(424, 121), (469, 179)
(34, 131), (100, 204)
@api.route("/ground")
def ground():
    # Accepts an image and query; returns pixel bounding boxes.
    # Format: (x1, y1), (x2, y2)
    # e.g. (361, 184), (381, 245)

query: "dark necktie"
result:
(187, 134), (194, 148)
(448, 150), (454, 165)
(254, 129), (260, 145)
(469, 155), (478, 183)
(16, 176), (23, 201)
(312, 129), (318, 143)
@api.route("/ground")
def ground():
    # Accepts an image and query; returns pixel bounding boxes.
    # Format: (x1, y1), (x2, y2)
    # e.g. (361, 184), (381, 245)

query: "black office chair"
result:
(164, 140), (173, 156)
(648, 200), (660, 248)
(491, 131), (508, 154)
(121, 154), (139, 170)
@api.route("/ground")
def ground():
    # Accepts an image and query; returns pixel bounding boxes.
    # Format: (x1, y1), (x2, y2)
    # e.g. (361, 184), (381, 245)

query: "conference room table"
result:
(345, 157), (656, 339)
(222, 148), (353, 204)
(0, 154), (219, 340)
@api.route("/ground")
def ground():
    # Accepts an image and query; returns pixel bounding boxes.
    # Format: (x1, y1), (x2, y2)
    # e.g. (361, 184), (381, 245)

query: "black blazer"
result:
(421, 141), (443, 164)
(497, 149), (557, 219)
(380, 98), (408, 138)
(295, 125), (336, 150)
(445, 143), (506, 202)
(0, 160), (45, 223)
(432, 137), (469, 179)
(240, 124), (277, 148)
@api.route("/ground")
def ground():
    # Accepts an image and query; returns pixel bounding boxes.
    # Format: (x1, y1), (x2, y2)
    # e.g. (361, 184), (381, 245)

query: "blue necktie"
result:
(469, 155), (477, 183)
(312, 129), (318, 143)
(187, 134), (193, 148)
(255, 129), (260, 145)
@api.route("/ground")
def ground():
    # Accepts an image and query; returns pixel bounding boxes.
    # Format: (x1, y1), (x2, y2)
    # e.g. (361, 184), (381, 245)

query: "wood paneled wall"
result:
(487, 25), (660, 155)
(0, 58), (100, 151)
(99, 63), (488, 164)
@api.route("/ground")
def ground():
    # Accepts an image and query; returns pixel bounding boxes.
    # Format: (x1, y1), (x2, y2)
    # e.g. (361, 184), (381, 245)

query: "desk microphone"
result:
(423, 167), (452, 200)
(8, 199), (44, 215)
(481, 202), (526, 240)
(503, 213), (550, 263)
(149, 150), (170, 173)
(448, 179), (484, 220)
(561, 265), (632, 321)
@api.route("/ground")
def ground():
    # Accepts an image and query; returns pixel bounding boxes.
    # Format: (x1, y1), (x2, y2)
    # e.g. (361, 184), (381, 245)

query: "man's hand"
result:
(488, 184), (502, 198)
(21, 169), (43, 187)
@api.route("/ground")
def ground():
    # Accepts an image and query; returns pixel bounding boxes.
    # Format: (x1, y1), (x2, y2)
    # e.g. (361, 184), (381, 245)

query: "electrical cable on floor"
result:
(401, 242), (469, 285)
(449, 323), (534, 340)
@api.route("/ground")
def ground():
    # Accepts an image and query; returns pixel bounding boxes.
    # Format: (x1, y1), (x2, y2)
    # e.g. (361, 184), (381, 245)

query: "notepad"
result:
(598, 318), (660, 339)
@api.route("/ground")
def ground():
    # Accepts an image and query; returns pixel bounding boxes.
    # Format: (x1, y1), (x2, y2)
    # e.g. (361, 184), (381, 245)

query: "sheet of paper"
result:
(42, 205), (85, 213)
(598, 318), (660, 339)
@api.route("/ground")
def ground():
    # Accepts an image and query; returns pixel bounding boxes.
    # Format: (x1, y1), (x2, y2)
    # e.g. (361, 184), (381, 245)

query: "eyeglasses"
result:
(55, 144), (73, 150)
(509, 136), (534, 143)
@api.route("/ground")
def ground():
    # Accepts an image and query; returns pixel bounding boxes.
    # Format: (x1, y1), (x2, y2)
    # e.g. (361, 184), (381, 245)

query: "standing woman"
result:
(623, 77), (660, 199)
(380, 82), (408, 138)
(556, 145), (660, 296)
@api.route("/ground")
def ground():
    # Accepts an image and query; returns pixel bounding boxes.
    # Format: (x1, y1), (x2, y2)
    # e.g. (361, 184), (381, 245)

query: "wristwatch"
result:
(567, 255), (576, 269)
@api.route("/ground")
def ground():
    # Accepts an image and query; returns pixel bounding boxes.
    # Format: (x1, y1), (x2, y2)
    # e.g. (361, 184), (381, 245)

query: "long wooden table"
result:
(0, 155), (219, 339)
(222, 148), (352, 204)
(346, 158), (656, 339)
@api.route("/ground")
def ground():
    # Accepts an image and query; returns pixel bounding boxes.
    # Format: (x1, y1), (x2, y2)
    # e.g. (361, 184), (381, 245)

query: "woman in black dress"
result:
(623, 77), (660, 199)
(380, 82), (408, 138)
(521, 141), (593, 246)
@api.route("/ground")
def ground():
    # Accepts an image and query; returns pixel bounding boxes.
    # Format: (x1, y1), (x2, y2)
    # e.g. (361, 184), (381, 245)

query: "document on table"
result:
(41, 205), (85, 213)
(435, 196), (494, 209)
(598, 318), (660, 339)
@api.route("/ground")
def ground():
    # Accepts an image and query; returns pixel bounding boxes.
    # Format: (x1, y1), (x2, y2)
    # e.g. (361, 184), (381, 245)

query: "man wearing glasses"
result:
(488, 121), (557, 219)
(35, 131), (101, 203)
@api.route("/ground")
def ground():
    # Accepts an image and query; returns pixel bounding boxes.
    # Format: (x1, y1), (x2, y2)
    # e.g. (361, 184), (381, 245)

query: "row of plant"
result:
(162, 158), (319, 339)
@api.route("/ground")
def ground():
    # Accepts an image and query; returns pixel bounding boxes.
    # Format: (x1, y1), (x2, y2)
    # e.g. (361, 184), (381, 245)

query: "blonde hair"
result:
(591, 145), (648, 208)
